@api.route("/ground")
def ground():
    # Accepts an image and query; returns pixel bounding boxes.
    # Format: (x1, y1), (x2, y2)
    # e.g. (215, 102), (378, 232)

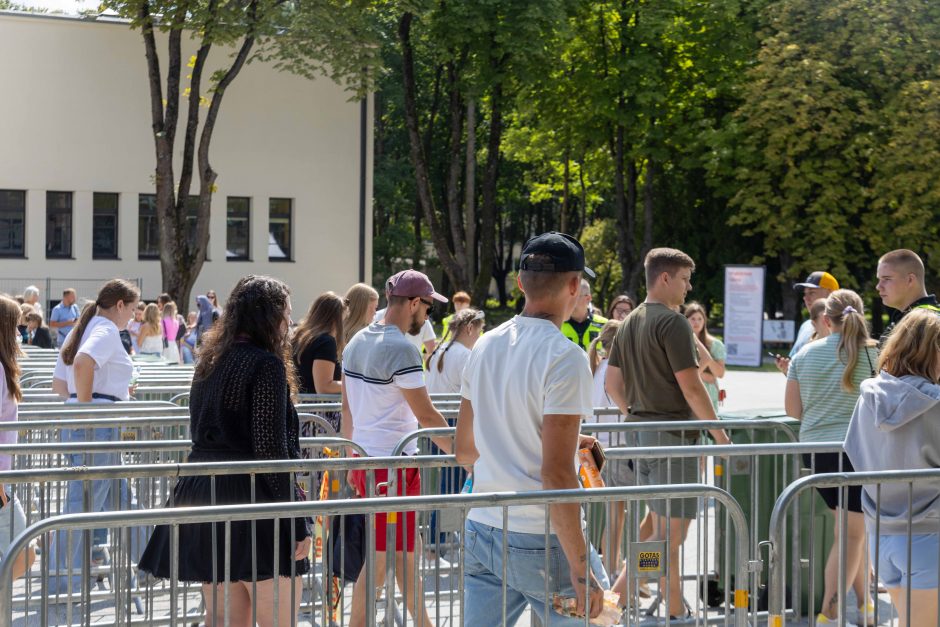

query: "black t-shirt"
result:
(295, 333), (341, 394)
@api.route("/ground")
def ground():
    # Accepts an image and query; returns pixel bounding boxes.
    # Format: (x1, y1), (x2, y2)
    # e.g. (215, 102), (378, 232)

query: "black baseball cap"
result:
(519, 232), (595, 278)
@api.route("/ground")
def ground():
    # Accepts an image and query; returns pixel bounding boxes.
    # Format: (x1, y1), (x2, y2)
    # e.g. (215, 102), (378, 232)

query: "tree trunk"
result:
(464, 98), (477, 281)
(560, 149), (570, 233)
(471, 77), (504, 306)
(444, 64), (468, 282)
(627, 157), (654, 297)
(398, 12), (464, 287)
(779, 251), (799, 321)
(161, 3), (256, 311)
(577, 155), (588, 237)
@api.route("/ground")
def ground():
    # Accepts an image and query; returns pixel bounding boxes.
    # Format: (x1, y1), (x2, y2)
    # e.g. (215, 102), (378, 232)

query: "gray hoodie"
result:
(844, 372), (940, 534)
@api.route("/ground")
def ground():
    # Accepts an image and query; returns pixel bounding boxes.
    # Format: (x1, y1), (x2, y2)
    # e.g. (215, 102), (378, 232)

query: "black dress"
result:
(138, 342), (311, 582)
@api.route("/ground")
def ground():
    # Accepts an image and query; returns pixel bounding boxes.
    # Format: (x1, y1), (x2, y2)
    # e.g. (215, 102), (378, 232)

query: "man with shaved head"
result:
(876, 249), (940, 346)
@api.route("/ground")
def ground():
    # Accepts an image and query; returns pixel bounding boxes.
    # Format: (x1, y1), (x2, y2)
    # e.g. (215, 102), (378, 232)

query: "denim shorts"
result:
(463, 519), (610, 625)
(870, 533), (940, 589)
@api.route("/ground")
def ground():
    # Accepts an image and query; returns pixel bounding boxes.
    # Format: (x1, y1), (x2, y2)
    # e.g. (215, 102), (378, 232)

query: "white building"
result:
(0, 11), (373, 315)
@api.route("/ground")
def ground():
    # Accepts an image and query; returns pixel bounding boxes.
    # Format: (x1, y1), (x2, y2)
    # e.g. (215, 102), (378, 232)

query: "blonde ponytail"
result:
(825, 289), (875, 391)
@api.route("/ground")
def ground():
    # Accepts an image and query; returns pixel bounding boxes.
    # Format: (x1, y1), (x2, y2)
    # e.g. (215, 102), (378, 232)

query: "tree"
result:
(394, 0), (571, 304)
(106, 0), (379, 308)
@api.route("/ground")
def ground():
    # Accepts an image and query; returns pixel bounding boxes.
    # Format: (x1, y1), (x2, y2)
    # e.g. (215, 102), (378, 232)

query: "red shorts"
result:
(348, 466), (421, 552)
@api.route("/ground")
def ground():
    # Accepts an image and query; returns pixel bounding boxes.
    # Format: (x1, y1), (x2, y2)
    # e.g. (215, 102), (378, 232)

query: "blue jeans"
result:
(47, 427), (145, 594)
(181, 343), (195, 364)
(463, 519), (610, 625)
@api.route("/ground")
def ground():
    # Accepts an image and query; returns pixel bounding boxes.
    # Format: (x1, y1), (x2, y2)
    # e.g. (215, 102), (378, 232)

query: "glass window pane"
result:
(268, 198), (292, 260)
(93, 193), (119, 259)
(0, 191), (25, 257)
(46, 191), (72, 258)
(227, 197), (250, 260)
(138, 194), (158, 259)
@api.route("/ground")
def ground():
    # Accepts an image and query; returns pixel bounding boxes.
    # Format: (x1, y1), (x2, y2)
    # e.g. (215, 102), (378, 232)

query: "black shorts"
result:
(801, 452), (862, 513)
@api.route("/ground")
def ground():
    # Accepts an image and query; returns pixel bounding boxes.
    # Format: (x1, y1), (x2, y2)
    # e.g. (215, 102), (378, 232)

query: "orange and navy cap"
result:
(793, 271), (839, 291)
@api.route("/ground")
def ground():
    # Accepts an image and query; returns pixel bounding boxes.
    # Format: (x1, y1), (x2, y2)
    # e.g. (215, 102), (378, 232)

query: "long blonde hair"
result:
(879, 309), (940, 382)
(0, 297), (23, 402)
(825, 289), (875, 391)
(343, 283), (379, 344)
(425, 308), (484, 372)
(588, 319), (621, 375)
(141, 303), (161, 336)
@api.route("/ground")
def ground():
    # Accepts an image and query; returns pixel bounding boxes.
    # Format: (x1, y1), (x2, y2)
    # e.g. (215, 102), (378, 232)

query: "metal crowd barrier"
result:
(4, 410), (338, 451)
(387, 426), (842, 623)
(0, 481), (752, 627)
(767, 468), (940, 627)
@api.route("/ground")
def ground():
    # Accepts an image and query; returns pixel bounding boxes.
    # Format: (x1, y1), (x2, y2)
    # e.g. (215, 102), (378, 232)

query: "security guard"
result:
(561, 278), (607, 351)
(876, 249), (940, 346)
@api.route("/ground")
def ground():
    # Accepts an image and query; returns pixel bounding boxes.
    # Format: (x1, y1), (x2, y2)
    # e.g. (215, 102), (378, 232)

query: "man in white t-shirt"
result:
(342, 268), (452, 627)
(456, 232), (608, 624)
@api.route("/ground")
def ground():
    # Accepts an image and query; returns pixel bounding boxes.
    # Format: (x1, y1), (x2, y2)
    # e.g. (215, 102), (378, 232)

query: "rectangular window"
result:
(139, 194), (200, 260)
(0, 190), (25, 258)
(227, 197), (250, 260)
(269, 198), (292, 261)
(92, 192), (119, 259)
(138, 194), (159, 259)
(46, 191), (72, 258)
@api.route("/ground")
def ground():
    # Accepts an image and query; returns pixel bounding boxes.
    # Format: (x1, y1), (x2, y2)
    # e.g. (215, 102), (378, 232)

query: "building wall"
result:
(0, 11), (372, 314)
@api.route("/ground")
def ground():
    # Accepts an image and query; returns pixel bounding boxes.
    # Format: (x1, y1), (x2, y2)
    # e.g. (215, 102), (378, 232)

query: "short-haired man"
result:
(774, 271), (839, 375)
(49, 288), (79, 348)
(877, 249), (940, 345)
(456, 232), (608, 624)
(342, 269), (453, 627)
(606, 247), (730, 619)
(561, 279), (608, 351)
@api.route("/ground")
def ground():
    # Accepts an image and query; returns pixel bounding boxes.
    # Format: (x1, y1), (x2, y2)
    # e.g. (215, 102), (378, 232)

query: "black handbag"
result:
(328, 512), (365, 583)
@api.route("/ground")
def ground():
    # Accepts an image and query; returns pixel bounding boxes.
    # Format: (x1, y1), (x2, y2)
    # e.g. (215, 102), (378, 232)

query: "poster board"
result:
(723, 265), (766, 367)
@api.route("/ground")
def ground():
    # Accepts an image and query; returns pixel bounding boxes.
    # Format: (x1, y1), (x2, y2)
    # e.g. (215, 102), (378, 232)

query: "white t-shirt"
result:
(426, 342), (471, 394)
(53, 316), (133, 401)
(373, 307), (436, 353)
(343, 322), (427, 456)
(589, 359), (623, 447)
(461, 315), (593, 533)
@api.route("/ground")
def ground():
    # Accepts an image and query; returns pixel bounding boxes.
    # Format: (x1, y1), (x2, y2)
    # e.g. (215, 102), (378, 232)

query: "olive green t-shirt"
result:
(608, 302), (699, 421)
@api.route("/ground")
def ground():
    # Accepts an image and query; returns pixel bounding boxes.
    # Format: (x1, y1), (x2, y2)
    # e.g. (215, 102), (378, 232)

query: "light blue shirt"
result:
(789, 319), (814, 357)
(50, 302), (80, 347)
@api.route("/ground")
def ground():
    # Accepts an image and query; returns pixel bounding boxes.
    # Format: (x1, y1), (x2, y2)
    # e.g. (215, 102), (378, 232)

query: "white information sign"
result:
(723, 265), (766, 367)
(762, 320), (795, 343)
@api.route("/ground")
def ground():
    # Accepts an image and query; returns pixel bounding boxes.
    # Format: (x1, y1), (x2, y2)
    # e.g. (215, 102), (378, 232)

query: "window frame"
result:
(45, 191), (73, 259)
(92, 192), (120, 260)
(268, 197), (293, 262)
(138, 193), (159, 260)
(226, 196), (251, 261)
(0, 190), (26, 259)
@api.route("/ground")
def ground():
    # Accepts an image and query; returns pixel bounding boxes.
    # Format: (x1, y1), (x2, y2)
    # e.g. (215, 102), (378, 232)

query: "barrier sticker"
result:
(629, 541), (665, 579)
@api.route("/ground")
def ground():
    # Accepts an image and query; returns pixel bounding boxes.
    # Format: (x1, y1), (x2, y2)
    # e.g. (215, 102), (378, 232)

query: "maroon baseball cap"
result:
(386, 270), (448, 303)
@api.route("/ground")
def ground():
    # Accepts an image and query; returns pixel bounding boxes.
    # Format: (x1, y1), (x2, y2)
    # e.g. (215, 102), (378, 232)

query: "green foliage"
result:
(580, 219), (622, 311)
(373, 0), (940, 316)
